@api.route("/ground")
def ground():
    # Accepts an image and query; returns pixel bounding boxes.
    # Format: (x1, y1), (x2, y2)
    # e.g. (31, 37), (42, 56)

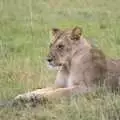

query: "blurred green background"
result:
(0, 0), (120, 119)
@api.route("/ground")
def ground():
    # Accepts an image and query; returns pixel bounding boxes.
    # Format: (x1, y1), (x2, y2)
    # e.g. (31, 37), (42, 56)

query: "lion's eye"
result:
(57, 44), (64, 49)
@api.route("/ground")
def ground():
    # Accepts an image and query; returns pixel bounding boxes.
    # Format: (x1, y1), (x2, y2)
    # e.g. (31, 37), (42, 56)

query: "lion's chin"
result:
(47, 62), (62, 70)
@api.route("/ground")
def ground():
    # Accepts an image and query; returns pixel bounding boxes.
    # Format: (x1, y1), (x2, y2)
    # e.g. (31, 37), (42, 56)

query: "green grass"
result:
(0, 0), (120, 119)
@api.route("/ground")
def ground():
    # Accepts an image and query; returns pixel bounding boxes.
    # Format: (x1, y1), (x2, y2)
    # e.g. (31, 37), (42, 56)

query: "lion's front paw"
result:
(13, 92), (48, 107)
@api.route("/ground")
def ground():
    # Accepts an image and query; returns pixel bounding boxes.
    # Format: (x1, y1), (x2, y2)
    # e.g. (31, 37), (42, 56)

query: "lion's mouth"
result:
(47, 61), (63, 70)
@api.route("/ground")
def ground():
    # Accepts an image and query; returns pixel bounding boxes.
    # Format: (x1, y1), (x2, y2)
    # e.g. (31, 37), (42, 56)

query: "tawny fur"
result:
(14, 27), (120, 106)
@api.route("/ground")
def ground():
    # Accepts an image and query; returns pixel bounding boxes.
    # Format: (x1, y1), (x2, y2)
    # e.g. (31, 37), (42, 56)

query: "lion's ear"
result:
(49, 28), (61, 42)
(71, 27), (82, 40)
(52, 28), (61, 36)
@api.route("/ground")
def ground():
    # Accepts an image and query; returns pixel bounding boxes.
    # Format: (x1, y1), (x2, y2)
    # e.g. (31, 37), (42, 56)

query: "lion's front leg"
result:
(40, 85), (94, 100)
(13, 88), (55, 106)
(13, 85), (93, 106)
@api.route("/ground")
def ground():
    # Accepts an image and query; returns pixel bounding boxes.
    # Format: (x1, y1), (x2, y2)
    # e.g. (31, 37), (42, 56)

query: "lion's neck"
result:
(71, 36), (91, 57)
(62, 37), (92, 73)
(62, 36), (92, 72)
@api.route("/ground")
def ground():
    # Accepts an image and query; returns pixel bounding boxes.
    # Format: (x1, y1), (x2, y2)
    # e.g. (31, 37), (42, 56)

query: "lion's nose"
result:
(47, 58), (53, 62)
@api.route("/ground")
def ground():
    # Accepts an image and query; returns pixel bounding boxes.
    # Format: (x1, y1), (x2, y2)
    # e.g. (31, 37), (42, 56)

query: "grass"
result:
(0, 0), (120, 119)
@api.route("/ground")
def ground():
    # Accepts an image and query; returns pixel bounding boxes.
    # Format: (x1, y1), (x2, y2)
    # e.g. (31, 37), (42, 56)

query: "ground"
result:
(0, 0), (120, 120)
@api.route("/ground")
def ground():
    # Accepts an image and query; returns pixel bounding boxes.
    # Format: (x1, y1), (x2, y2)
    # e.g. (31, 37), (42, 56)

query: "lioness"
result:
(13, 27), (120, 105)
(47, 27), (120, 91)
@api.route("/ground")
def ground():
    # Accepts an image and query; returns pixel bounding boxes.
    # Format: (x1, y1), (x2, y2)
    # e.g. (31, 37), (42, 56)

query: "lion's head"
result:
(47, 27), (89, 69)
